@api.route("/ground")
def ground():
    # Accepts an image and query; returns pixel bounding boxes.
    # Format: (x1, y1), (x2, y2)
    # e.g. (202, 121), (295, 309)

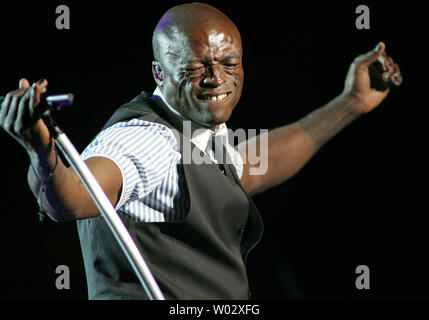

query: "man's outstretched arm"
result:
(0, 79), (123, 222)
(239, 42), (402, 195)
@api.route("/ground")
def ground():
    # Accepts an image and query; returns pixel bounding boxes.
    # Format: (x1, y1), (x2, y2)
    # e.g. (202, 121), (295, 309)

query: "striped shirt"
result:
(80, 88), (244, 222)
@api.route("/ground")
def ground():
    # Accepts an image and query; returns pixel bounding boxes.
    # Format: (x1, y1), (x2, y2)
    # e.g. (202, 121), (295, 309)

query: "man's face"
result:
(157, 25), (243, 129)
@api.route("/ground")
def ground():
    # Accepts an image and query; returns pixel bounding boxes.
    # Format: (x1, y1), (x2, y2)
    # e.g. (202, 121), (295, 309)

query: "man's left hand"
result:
(343, 42), (403, 114)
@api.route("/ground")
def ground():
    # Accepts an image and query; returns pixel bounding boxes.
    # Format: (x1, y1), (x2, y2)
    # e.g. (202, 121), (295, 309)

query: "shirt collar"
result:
(153, 87), (229, 152)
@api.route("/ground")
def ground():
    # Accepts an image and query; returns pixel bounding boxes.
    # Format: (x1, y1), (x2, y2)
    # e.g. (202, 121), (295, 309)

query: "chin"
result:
(186, 98), (236, 127)
(207, 104), (234, 124)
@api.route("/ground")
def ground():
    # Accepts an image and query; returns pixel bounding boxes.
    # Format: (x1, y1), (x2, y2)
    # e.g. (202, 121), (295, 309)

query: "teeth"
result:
(205, 93), (228, 102)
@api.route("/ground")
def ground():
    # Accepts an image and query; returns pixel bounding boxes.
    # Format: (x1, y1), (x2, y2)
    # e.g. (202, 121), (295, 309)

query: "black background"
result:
(0, 0), (427, 300)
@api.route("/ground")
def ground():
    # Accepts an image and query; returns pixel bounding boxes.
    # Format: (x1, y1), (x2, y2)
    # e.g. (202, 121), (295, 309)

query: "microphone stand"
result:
(41, 100), (165, 300)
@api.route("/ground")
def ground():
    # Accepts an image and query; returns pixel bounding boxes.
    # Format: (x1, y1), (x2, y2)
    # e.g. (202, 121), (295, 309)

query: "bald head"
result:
(152, 3), (241, 62)
(151, 3), (244, 129)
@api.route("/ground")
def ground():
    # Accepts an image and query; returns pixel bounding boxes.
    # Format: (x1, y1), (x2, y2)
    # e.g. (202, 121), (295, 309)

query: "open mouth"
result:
(197, 92), (231, 102)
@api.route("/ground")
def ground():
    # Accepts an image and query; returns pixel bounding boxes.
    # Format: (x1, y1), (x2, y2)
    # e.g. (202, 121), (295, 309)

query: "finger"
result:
(390, 74), (403, 86)
(19, 78), (30, 89)
(382, 64), (403, 87)
(0, 93), (12, 123)
(4, 88), (28, 131)
(356, 42), (386, 67)
(390, 64), (403, 86)
(36, 79), (48, 95)
(29, 80), (49, 111)
(392, 62), (402, 78)
(1, 88), (26, 125)
(29, 81), (42, 111)
(14, 85), (34, 133)
(382, 71), (390, 83)
(385, 57), (395, 73)
(5, 88), (26, 98)
(35, 78), (48, 95)
(28, 79), (48, 110)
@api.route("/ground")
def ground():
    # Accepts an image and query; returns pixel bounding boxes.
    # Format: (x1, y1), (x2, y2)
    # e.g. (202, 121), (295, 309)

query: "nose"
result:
(201, 65), (226, 88)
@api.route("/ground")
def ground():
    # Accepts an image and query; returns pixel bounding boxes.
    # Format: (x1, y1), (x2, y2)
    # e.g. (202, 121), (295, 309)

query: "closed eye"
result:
(185, 64), (205, 72)
(224, 63), (238, 68)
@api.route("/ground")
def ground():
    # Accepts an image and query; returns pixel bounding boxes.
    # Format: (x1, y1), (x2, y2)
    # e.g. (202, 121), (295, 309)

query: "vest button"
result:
(238, 226), (245, 234)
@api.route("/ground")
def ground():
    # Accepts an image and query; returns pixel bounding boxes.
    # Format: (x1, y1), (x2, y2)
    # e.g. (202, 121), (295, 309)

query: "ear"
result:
(152, 61), (164, 86)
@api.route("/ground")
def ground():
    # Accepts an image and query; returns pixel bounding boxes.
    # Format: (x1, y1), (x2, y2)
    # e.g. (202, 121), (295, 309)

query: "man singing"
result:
(0, 3), (402, 299)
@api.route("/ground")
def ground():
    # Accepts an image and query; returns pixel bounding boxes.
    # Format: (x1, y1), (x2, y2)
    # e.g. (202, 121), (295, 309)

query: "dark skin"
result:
(151, 6), (243, 129)
(0, 3), (402, 221)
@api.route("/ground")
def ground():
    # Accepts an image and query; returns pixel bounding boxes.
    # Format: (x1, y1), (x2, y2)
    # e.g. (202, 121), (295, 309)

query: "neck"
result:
(209, 124), (221, 133)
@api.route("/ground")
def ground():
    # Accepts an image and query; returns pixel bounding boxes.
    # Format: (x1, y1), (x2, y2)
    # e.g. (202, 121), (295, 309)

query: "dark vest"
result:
(77, 92), (264, 299)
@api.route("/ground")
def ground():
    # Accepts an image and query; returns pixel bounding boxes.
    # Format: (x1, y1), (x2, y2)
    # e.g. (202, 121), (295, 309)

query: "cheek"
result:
(178, 81), (202, 115)
(231, 70), (244, 103)
(177, 71), (201, 98)
(176, 78), (191, 101)
(228, 66), (243, 86)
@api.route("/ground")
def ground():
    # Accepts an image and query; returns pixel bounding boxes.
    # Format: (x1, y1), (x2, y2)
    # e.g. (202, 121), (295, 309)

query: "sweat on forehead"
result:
(152, 3), (241, 60)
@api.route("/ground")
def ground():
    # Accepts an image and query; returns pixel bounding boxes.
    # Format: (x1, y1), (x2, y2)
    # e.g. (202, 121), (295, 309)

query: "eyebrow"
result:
(221, 54), (241, 60)
(186, 54), (242, 65)
(223, 53), (241, 60)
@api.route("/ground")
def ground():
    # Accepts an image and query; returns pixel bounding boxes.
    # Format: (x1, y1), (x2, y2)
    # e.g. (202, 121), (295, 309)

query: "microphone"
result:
(46, 94), (74, 107)
(0, 93), (74, 110)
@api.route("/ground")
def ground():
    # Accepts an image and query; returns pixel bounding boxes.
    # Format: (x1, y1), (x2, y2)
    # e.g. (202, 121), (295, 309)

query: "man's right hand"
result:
(1, 78), (123, 222)
(0, 78), (51, 153)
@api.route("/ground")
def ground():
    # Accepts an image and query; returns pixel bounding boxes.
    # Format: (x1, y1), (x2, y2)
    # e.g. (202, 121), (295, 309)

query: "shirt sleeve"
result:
(80, 119), (181, 211)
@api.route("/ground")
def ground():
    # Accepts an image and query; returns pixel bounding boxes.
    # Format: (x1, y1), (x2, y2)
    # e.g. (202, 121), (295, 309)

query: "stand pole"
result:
(45, 113), (165, 300)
